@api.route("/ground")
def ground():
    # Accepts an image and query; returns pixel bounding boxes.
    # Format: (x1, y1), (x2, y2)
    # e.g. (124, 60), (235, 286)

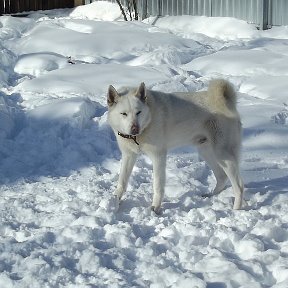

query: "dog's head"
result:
(107, 82), (151, 136)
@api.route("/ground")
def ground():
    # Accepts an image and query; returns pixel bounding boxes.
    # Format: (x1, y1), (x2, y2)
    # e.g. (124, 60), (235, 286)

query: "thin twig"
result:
(116, 0), (128, 21)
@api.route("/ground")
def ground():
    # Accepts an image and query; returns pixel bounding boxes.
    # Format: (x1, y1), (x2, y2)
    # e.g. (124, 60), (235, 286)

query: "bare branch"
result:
(116, 0), (128, 21)
(115, 0), (139, 21)
(132, 0), (138, 20)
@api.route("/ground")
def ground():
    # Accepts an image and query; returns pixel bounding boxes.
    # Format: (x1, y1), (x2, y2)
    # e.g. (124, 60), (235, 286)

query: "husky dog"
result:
(107, 80), (244, 213)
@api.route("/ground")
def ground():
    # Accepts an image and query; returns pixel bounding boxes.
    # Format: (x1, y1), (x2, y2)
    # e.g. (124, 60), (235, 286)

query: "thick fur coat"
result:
(107, 80), (244, 213)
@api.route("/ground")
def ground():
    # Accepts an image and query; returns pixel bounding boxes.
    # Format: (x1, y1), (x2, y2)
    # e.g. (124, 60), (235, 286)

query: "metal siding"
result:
(212, 0), (260, 22)
(271, 0), (288, 26)
(88, 0), (288, 28)
(185, 0), (211, 17)
(145, 0), (158, 16)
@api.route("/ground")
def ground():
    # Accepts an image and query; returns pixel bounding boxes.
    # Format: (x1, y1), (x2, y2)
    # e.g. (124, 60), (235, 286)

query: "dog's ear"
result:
(107, 85), (119, 107)
(135, 82), (147, 103)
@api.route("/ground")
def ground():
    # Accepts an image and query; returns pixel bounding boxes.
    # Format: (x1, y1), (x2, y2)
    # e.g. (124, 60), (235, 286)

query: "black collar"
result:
(118, 132), (139, 145)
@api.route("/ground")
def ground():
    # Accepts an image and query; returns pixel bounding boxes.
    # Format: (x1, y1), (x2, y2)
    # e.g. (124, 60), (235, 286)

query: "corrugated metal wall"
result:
(270, 0), (288, 26)
(86, 0), (288, 28)
(212, 0), (262, 23)
(158, 0), (211, 17)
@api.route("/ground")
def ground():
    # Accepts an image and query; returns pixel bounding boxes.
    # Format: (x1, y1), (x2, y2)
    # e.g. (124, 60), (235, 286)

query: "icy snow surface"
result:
(1, 2), (288, 287)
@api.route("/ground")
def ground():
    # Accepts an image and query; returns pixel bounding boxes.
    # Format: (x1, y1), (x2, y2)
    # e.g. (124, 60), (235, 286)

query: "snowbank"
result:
(182, 49), (288, 77)
(240, 75), (288, 101)
(153, 15), (258, 40)
(0, 44), (16, 87)
(14, 53), (69, 77)
(70, 1), (123, 21)
(15, 63), (172, 104)
(27, 97), (98, 129)
(1, 4), (288, 288)
(0, 16), (34, 41)
(10, 19), (202, 64)
(0, 92), (14, 138)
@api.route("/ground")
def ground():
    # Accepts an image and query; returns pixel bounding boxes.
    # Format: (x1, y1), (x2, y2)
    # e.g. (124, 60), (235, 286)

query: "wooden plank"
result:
(38, 0), (43, 11)
(0, 0), (4, 14)
(74, 0), (84, 7)
(35, 0), (40, 11)
(65, 0), (75, 8)
(19, 0), (26, 12)
(55, 0), (61, 9)
(10, 0), (19, 13)
(24, 0), (32, 12)
(35, 0), (39, 11)
(30, 0), (37, 11)
(1, 0), (79, 14)
(53, 0), (58, 10)
(34, 0), (39, 11)
(42, 0), (49, 11)
(47, 0), (56, 10)
(4, 0), (10, 13)
(54, 0), (74, 9)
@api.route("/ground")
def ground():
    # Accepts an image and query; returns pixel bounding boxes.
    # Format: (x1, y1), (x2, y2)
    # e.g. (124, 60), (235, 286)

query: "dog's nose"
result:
(131, 123), (139, 135)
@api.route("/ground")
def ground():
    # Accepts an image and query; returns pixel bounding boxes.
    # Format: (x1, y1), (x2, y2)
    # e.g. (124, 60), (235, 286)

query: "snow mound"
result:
(15, 63), (171, 104)
(183, 49), (288, 77)
(28, 97), (98, 129)
(154, 15), (258, 40)
(2, 4), (288, 287)
(11, 20), (203, 63)
(0, 92), (14, 138)
(14, 53), (69, 77)
(240, 75), (288, 101)
(70, 1), (123, 21)
(0, 44), (17, 87)
(262, 25), (288, 39)
(0, 16), (34, 41)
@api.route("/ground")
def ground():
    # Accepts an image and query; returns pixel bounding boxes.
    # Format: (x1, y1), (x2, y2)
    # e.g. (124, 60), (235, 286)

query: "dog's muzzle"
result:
(130, 123), (140, 136)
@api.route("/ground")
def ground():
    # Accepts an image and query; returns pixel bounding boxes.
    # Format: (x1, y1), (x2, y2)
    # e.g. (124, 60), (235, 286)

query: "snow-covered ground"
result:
(1, 1), (288, 287)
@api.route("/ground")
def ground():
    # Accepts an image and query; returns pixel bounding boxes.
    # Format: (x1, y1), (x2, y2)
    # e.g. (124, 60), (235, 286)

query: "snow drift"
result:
(1, 2), (288, 287)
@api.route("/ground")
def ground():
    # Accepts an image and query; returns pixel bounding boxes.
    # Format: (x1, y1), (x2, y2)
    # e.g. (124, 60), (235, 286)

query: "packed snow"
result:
(1, 1), (288, 287)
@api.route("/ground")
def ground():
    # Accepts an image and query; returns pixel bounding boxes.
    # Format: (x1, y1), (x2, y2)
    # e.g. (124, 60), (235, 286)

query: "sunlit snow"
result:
(1, 1), (288, 287)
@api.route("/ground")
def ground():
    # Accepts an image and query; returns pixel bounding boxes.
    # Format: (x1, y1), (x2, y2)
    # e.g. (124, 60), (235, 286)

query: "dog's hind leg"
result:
(114, 151), (137, 200)
(198, 145), (228, 196)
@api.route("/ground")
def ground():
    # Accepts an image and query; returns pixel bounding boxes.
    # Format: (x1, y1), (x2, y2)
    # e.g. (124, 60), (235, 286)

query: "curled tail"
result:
(208, 79), (237, 114)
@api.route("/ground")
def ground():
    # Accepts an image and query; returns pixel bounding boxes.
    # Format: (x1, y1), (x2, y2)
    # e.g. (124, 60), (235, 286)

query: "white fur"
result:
(107, 80), (244, 213)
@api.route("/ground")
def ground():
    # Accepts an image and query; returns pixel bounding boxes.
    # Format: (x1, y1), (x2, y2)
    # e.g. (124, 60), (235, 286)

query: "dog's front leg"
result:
(115, 151), (137, 200)
(151, 152), (167, 214)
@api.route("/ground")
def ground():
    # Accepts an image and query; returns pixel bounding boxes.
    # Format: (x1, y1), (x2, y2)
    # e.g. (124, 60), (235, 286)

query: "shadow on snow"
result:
(0, 93), (118, 185)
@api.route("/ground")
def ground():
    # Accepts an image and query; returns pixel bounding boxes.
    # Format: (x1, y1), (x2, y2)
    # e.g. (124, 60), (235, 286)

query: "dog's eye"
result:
(121, 112), (127, 116)
(136, 111), (141, 116)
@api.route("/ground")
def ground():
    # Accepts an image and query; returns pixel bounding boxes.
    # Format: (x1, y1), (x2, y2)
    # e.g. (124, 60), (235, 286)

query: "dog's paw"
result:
(114, 188), (124, 200)
(151, 206), (162, 215)
(233, 198), (248, 210)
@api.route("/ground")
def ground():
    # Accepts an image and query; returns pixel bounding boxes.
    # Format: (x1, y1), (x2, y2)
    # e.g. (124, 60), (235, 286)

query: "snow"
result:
(14, 53), (69, 77)
(1, 2), (288, 287)
(0, 92), (14, 138)
(70, 1), (123, 21)
(153, 15), (258, 41)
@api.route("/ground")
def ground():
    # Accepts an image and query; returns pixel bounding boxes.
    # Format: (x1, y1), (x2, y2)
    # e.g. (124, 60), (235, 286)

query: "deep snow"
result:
(1, 1), (288, 287)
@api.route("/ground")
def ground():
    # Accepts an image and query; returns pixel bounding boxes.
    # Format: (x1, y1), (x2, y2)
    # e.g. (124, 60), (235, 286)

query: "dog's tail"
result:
(208, 79), (237, 114)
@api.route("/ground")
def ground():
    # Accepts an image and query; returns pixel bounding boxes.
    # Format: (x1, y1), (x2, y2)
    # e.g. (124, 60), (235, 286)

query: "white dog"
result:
(107, 80), (244, 213)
